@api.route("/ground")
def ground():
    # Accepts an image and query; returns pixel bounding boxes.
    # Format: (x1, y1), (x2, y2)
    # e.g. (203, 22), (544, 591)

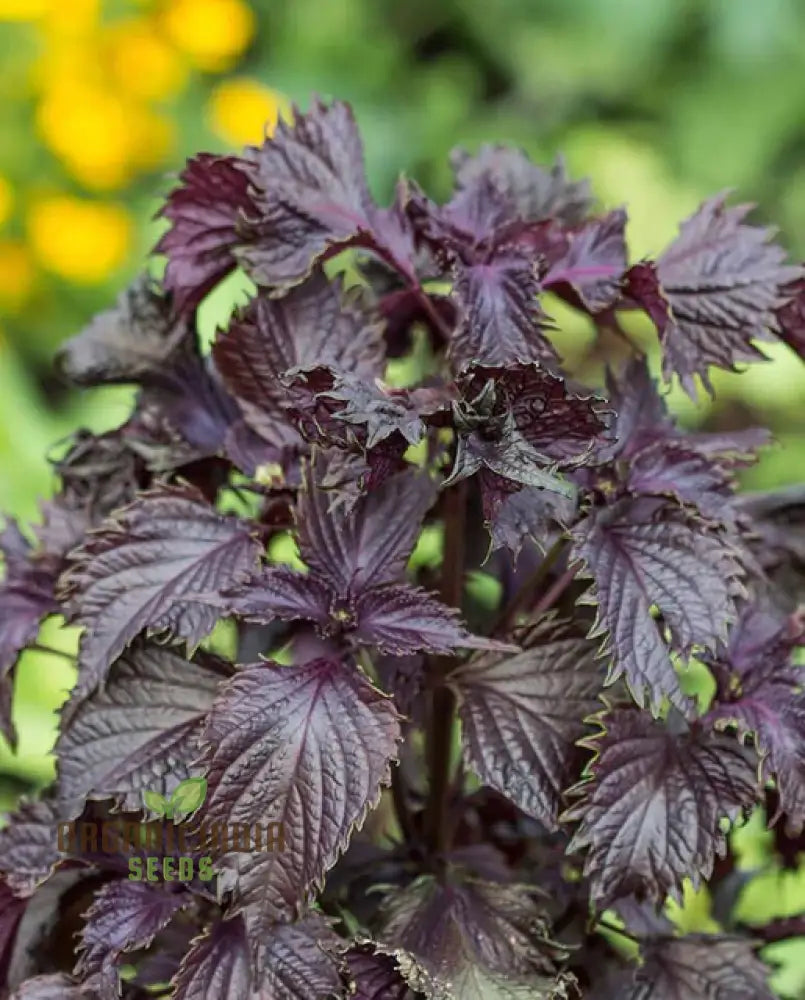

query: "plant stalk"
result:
(424, 480), (467, 859)
(492, 535), (568, 635)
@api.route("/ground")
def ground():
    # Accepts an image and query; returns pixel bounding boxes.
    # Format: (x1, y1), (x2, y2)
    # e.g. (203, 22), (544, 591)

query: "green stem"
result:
(424, 481), (468, 859)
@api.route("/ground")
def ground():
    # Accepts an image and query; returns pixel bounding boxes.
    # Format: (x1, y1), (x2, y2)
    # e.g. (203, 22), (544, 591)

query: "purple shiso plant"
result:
(3, 97), (805, 999)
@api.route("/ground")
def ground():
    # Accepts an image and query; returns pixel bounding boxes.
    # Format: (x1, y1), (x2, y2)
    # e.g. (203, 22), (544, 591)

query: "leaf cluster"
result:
(2, 98), (805, 998)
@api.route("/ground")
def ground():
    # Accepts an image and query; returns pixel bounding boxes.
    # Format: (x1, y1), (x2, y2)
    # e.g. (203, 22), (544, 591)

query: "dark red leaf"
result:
(239, 99), (416, 290)
(451, 616), (603, 829)
(156, 153), (255, 316)
(450, 251), (558, 369)
(542, 210), (627, 312)
(60, 485), (262, 699)
(76, 879), (188, 995)
(374, 876), (570, 1000)
(565, 710), (759, 905)
(629, 935), (773, 999)
(573, 497), (744, 709)
(200, 658), (401, 930)
(56, 640), (231, 813)
(647, 194), (800, 395)
(56, 274), (192, 387)
(706, 603), (805, 831)
(172, 914), (342, 999)
(449, 147), (592, 227)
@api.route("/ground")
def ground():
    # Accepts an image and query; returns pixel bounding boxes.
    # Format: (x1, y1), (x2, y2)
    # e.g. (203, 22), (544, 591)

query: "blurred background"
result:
(1, 0), (805, 991)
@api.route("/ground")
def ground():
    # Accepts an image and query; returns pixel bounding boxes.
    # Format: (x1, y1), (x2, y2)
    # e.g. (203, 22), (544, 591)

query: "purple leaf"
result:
(0, 881), (27, 987)
(485, 482), (577, 556)
(0, 798), (63, 898)
(76, 879), (188, 995)
(457, 363), (609, 466)
(621, 260), (671, 332)
(374, 876), (570, 1000)
(733, 485), (805, 607)
(56, 640), (231, 813)
(56, 274), (192, 387)
(450, 251), (558, 369)
(213, 271), (383, 420)
(449, 147), (592, 227)
(222, 566), (332, 628)
(239, 98), (415, 290)
(223, 466), (493, 654)
(355, 583), (508, 655)
(172, 918), (252, 1000)
(565, 709), (758, 906)
(46, 429), (143, 529)
(56, 277), (247, 468)
(647, 194), (801, 395)
(542, 210), (628, 312)
(705, 603), (805, 831)
(600, 356), (674, 461)
(0, 522), (60, 746)
(172, 914), (342, 1000)
(373, 654), (425, 719)
(451, 616), (603, 830)
(253, 914), (343, 1000)
(447, 362), (607, 551)
(407, 174), (513, 251)
(776, 274), (805, 359)
(156, 153), (255, 316)
(295, 461), (437, 594)
(629, 935), (773, 999)
(345, 948), (414, 1000)
(595, 356), (768, 522)
(625, 439), (736, 522)
(302, 370), (442, 450)
(200, 658), (401, 930)
(573, 497), (744, 710)
(60, 485), (262, 699)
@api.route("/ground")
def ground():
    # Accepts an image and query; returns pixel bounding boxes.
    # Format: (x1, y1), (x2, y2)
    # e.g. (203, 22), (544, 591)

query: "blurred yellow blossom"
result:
(161, 0), (255, 71)
(0, 0), (48, 20)
(0, 240), (35, 310)
(208, 78), (289, 146)
(104, 17), (187, 101)
(36, 81), (173, 189)
(39, 0), (98, 37)
(0, 0), (52, 21)
(0, 177), (13, 228)
(37, 82), (134, 188)
(28, 196), (131, 283)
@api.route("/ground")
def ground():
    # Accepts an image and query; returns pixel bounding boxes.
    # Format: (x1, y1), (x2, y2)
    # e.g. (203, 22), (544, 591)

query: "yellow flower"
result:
(0, 240), (35, 309)
(40, 0), (98, 37)
(104, 16), (187, 101)
(0, 0), (49, 20)
(208, 78), (289, 146)
(0, 176), (13, 228)
(36, 77), (173, 189)
(161, 0), (255, 71)
(37, 81), (134, 189)
(28, 196), (131, 284)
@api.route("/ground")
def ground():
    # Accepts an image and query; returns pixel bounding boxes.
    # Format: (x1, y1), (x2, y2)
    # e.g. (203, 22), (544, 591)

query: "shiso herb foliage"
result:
(3, 97), (805, 998)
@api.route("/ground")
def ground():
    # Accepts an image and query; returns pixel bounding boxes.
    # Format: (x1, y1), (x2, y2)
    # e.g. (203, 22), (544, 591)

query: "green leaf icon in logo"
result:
(143, 790), (169, 817)
(169, 777), (208, 822)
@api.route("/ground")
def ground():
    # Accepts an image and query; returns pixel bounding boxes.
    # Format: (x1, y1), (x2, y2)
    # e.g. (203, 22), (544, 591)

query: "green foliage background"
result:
(1, 0), (805, 992)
